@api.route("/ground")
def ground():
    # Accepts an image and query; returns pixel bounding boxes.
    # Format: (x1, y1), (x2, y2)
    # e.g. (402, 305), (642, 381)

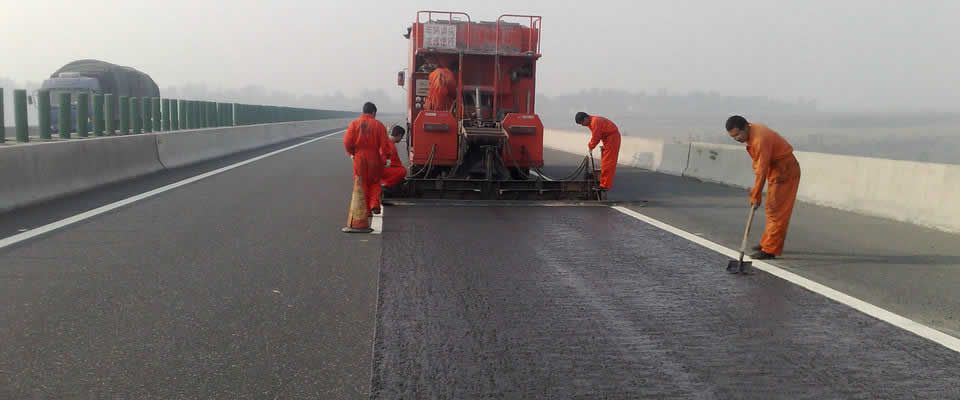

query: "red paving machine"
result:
(387, 11), (603, 201)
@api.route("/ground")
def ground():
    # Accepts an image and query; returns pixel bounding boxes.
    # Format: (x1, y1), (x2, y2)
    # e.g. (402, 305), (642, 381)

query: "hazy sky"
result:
(2, 0), (957, 111)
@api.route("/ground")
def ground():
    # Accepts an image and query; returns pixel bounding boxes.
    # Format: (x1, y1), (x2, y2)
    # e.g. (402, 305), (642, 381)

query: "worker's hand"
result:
(751, 199), (761, 210)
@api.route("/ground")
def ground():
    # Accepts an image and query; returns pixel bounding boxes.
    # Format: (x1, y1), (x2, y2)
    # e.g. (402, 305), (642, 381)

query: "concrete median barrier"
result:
(0, 119), (351, 213)
(682, 142), (755, 188)
(0, 135), (164, 212)
(157, 118), (352, 168)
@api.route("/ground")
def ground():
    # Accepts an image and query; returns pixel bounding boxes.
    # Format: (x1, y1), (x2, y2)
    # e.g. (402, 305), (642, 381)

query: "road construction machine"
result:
(386, 11), (604, 201)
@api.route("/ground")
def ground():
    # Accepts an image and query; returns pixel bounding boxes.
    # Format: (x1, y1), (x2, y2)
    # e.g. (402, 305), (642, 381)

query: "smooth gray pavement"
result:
(371, 205), (960, 398)
(0, 131), (380, 399)
(541, 148), (960, 338)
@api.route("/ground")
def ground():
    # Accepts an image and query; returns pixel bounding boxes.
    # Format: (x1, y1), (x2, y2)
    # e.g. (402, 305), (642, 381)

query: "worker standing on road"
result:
(381, 125), (408, 193)
(344, 102), (391, 215)
(726, 115), (802, 259)
(575, 112), (621, 190)
(424, 58), (457, 112)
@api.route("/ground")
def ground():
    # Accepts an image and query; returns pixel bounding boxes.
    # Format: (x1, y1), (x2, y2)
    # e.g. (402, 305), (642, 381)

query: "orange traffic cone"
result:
(342, 174), (373, 233)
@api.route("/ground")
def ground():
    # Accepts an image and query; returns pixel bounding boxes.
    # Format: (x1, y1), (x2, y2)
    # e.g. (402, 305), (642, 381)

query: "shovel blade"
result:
(726, 260), (753, 274)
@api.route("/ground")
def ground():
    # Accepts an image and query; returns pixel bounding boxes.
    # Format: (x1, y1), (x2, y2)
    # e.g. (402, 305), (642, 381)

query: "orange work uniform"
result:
(424, 66), (456, 112)
(587, 116), (622, 190)
(344, 114), (390, 212)
(382, 139), (407, 188)
(746, 123), (802, 256)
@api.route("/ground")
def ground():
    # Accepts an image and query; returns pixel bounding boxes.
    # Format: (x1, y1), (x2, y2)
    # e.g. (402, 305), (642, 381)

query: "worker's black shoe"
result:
(751, 244), (762, 251)
(371, 207), (382, 215)
(750, 250), (775, 260)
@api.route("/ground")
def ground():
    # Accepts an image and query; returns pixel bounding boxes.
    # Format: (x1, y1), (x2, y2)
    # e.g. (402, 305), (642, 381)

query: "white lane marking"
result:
(611, 205), (960, 354)
(529, 170), (554, 181)
(0, 130), (346, 251)
(371, 206), (383, 235)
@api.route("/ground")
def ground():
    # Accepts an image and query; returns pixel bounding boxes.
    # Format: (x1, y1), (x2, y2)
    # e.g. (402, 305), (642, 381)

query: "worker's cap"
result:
(575, 112), (589, 124)
(390, 125), (406, 137)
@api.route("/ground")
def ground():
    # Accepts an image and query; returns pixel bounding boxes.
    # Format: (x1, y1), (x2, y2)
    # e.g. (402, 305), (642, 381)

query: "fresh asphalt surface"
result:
(1, 132), (959, 398)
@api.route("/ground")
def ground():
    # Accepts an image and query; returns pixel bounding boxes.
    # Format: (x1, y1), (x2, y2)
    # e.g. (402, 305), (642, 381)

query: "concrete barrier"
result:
(682, 142), (756, 188)
(0, 119), (351, 213)
(543, 129), (672, 172)
(0, 135), (164, 212)
(157, 118), (351, 168)
(794, 152), (960, 233)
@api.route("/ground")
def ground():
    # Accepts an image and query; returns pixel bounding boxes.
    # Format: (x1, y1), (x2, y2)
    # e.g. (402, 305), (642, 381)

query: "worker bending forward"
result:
(382, 125), (408, 191)
(344, 102), (391, 215)
(726, 115), (802, 259)
(576, 112), (621, 190)
(424, 60), (457, 112)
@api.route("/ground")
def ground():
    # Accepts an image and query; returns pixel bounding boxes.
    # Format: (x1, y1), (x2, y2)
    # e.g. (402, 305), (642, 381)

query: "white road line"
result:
(611, 205), (960, 354)
(0, 130), (345, 251)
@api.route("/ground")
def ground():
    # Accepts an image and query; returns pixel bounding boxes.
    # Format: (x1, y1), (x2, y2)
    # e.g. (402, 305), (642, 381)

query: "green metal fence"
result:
(1, 87), (357, 143)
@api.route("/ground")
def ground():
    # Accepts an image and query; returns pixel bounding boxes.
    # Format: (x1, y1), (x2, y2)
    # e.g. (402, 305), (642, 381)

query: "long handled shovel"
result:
(727, 205), (758, 275)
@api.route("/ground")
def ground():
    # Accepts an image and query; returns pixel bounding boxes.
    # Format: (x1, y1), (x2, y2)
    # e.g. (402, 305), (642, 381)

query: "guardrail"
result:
(1, 86), (356, 143)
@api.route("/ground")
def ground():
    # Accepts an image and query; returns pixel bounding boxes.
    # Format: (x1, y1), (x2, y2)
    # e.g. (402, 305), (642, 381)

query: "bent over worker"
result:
(726, 115), (802, 259)
(382, 125), (407, 190)
(424, 60), (457, 112)
(344, 102), (391, 215)
(576, 112), (621, 190)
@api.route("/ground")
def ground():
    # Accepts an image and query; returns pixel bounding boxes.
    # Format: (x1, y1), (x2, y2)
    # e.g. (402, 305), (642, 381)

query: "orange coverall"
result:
(344, 114), (390, 212)
(424, 66), (456, 112)
(587, 116), (622, 189)
(746, 123), (802, 256)
(381, 139), (407, 187)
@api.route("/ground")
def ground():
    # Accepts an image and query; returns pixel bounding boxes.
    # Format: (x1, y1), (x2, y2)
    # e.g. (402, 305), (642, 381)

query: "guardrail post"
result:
(142, 97), (152, 133)
(15, 89), (29, 142)
(0, 88), (4, 143)
(77, 93), (90, 137)
(38, 90), (51, 139)
(178, 99), (187, 130)
(152, 97), (161, 131)
(170, 99), (176, 130)
(131, 97), (142, 134)
(161, 99), (170, 131)
(105, 94), (116, 135)
(58, 92), (71, 139)
(119, 96), (129, 134)
(93, 94), (105, 136)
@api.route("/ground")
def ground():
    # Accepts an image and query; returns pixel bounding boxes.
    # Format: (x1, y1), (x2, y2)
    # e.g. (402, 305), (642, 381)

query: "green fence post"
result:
(161, 99), (170, 131)
(58, 92), (71, 139)
(119, 96), (129, 134)
(168, 99), (180, 131)
(15, 89), (29, 142)
(142, 97), (152, 133)
(131, 97), (142, 134)
(105, 94), (116, 135)
(0, 88), (4, 143)
(38, 90), (51, 140)
(152, 97), (161, 131)
(93, 94), (104, 136)
(77, 93), (90, 137)
(178, 100), (187, 130)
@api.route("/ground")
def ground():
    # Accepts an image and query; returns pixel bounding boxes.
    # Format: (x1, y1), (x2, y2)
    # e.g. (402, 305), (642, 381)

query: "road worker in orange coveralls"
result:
(575, 112), (621, 190)
(424, 59), (457, 112)
(726, 115), (802, 259)
(381, 125), (408, 191)
(344, 102), (391, 215)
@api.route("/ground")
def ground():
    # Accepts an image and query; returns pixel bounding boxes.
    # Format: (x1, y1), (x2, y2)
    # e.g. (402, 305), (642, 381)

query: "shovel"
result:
(727, 205), (758, 274)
